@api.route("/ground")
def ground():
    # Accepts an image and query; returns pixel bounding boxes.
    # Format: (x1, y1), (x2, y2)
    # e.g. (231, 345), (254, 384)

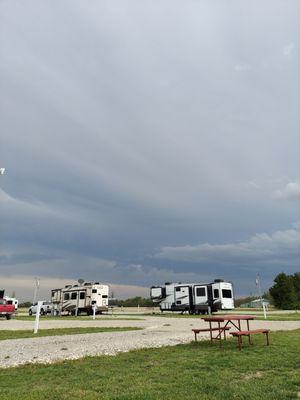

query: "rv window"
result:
(176, 300), (181, 304)
(196, 287), (206, 297)
(71, 292), (77, 300)
(102, 295), (108, 298)
(222, 289), (232, 298)
(92, 289), (97, 293)
(64, 293), (69, 301)
(214, 289), (219, 298)
(80, 292), (85, 300)
(175, 287), (181, 292)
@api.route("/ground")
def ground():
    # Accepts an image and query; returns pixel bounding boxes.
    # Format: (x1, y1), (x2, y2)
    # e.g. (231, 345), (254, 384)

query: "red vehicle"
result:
(0, 298), (15, 320)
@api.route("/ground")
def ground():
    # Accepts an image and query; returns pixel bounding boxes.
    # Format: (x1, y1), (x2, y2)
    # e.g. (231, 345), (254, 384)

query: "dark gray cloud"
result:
(1, 0), (299, 299)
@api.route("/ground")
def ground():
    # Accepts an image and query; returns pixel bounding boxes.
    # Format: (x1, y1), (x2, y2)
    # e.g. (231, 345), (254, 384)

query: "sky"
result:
(0, 0), (299, 301)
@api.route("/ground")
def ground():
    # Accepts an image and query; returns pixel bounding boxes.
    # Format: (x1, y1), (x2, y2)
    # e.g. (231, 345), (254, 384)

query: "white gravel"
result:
(0, 316), (299, 368)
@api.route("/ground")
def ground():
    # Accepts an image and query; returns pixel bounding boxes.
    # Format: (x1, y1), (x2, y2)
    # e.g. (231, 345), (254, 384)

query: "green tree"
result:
(18, 301), (32, 308)
(269, 272), (298, 309)
(292, 272), (300, 302)
(115, 297), (154, 307)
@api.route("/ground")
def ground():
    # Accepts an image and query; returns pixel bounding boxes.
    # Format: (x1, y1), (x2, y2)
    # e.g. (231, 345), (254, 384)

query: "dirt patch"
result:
(241, 371), (264, 381)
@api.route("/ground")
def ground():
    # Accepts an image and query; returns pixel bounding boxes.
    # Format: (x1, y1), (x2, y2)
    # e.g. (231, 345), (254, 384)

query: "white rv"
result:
(150, 279), (234, 314)
(51, 282), (109, 315)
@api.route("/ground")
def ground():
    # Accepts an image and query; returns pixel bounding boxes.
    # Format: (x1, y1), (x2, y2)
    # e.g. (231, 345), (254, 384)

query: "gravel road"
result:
(1, 316), (299, 368)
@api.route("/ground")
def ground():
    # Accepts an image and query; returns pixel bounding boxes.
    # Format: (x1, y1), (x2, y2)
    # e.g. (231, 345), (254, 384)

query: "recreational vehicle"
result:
(51, 282), (109, 315)
(150, 279), (234, 314)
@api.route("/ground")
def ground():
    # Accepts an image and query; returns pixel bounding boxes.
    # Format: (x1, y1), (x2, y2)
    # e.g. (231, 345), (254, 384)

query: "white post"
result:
(34, 301), (43, 334)
(92, 304), (96, 320)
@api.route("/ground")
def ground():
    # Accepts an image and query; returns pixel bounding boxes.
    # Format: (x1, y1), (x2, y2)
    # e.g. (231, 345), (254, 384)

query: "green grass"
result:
(133, 312), (300, 321)
(0, 329), (299, 400)
(0, 327), (141, 340)
(15, 315), (143, 321)
(255, 313), (300, 321)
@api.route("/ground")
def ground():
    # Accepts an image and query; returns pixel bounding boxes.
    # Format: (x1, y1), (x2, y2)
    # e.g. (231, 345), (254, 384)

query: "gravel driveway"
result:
(1, 316), (299, 368)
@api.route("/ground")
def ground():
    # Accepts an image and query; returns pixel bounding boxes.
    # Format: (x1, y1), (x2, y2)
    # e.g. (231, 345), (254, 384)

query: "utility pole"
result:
(256, 274), (267, 319)
(33, 277), (40, 304)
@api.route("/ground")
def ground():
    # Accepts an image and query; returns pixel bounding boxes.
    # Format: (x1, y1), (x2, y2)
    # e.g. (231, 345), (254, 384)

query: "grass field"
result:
(0, 329), (299, 400)
(0, 327), (141, 341)
(255, 313), (300, 321)
(129, 312), (300, 321)
(15, 315), (143, 321)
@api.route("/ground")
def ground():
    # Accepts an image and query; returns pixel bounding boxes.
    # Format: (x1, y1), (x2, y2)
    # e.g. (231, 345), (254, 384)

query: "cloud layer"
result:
(155, 225), (300, 266)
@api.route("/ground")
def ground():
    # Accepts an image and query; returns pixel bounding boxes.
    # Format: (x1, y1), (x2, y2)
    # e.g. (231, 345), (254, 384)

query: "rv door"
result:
(174, 286), (190, 307)
(194, 285), (208, 305)
(78, 291), (86, 308)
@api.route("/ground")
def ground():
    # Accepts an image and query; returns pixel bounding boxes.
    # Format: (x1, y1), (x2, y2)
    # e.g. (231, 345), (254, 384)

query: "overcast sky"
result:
(0, 0), (299, 301)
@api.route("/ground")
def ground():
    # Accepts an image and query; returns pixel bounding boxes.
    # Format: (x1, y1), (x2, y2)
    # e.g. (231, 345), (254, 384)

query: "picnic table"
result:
(202, 314), (255, 345)
(192, 314), (270, 349)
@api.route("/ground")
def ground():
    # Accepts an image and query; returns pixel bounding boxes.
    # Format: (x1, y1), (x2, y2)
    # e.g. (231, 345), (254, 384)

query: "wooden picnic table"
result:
(203, 314), (256, 345)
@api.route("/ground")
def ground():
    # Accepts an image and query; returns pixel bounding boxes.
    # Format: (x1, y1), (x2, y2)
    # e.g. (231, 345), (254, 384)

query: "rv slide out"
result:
(150, 279), (234, 314)
(51, 282), (109, 315)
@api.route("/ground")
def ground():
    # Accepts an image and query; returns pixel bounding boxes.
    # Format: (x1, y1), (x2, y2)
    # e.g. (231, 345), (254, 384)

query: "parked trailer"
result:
(150, 279), (234, 314)
(51, 282), (109, 316)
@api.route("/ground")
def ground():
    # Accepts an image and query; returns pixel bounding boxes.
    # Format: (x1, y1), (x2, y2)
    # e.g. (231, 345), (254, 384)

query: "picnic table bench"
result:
(230, 329), (270, 350)
(192, 326), (231, 341)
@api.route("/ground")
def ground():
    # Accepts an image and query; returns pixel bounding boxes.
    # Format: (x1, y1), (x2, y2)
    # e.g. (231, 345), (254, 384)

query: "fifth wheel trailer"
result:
(150, 280), (234, 314)
(51, 282), (109, 315)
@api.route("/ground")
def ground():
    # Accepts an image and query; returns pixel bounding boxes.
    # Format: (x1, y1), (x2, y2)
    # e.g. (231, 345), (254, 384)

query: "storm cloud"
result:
(0, 0), (299, 300)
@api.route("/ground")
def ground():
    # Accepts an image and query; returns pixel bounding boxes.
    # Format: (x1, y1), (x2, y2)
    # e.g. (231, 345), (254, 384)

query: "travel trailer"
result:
(51, 282), (109, 315)
(150, 279), (234, 314)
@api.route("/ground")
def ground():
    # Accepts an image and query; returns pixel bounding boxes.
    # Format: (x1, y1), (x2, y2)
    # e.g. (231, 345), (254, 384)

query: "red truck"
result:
(0, 298), (15, 320)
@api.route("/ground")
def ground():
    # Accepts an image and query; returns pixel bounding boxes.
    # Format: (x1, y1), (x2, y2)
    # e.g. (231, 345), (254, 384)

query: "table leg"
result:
(194, 331), (197, 342)
(218, 321), (222, 346)
(266, 332), (270, 346)
(238, 335), (242, 351)
(247, 320), (251, 344)
(209, 321), (212, 343)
